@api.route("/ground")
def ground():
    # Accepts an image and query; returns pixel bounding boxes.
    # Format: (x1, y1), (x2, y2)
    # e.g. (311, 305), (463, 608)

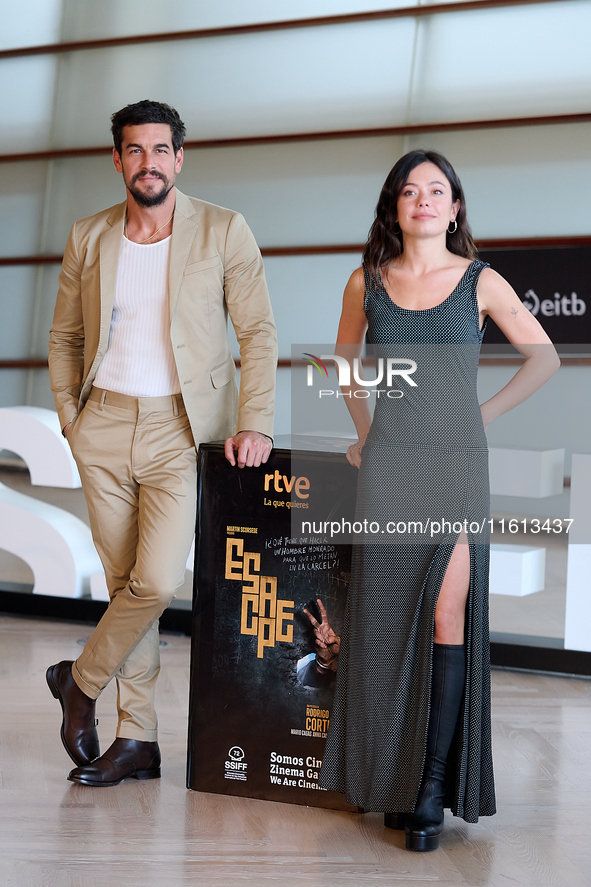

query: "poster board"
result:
(187, 443), (358, 811)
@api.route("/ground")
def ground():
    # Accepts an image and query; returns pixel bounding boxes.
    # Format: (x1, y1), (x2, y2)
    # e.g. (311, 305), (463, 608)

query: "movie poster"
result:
(187, 443), (358, 811)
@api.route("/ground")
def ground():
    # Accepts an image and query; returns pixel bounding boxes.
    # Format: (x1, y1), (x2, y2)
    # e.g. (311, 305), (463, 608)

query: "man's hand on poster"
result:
(303, 598), (341, 673)
(225, 430), (273, 468)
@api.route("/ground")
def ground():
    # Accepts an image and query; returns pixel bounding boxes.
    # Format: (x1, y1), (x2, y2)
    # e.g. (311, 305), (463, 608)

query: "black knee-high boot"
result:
(405, 643), (466, 852)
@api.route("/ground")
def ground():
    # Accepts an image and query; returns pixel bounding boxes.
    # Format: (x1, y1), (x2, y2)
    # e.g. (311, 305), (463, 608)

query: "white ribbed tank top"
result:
(94, 234), (181, 396)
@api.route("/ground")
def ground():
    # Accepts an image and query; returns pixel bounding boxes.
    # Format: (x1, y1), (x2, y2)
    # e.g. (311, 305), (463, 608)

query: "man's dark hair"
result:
(110, 100), (186, 156)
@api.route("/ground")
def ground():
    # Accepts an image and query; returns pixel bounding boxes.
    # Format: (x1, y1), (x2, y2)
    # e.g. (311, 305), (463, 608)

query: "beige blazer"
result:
(48, 189), (277, 445)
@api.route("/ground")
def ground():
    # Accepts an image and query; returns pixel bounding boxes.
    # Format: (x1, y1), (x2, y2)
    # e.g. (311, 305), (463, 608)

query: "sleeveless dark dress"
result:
(319, 260), (496, 823)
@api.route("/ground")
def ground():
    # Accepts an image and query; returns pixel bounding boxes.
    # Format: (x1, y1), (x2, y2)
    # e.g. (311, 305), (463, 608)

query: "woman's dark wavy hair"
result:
(111, 100), (186, 156)
(363, 149), (477, 279)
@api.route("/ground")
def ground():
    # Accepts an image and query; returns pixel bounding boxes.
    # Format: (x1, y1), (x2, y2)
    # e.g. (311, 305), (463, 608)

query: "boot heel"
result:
(405, 829), (441, 852)
(133, 767), (161, 780)
(384, 812), (406, 830)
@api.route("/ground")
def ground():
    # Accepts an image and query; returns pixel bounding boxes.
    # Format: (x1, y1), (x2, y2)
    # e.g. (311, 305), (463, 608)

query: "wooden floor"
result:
(1, 616), (590, 887)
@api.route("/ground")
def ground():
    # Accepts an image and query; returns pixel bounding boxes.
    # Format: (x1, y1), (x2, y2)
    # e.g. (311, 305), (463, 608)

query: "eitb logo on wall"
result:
(480, 246), (591, 348)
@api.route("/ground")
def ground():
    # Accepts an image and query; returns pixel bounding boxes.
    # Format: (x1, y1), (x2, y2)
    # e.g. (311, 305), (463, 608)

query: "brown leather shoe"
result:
(46, 660), (99, 767)
(67, 738), (161, 786)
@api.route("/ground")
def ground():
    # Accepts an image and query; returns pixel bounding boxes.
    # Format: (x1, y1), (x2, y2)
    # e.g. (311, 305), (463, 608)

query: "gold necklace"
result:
(125, 210), (174, 244)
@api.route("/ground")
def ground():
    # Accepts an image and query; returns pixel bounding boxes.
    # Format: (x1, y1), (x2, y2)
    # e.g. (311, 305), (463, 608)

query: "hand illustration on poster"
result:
(297, 598), (340, 688)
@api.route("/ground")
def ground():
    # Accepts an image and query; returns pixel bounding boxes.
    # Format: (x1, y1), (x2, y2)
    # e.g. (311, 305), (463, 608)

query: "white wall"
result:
(1, 0), (590, 438)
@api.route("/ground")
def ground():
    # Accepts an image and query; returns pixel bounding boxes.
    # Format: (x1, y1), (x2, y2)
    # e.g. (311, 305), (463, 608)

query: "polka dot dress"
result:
(319, 260), (496, 823)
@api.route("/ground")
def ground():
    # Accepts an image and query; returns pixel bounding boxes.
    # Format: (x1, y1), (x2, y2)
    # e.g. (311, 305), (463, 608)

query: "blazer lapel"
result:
(98, 201), (126, 355)
(169, 189), (199, 320)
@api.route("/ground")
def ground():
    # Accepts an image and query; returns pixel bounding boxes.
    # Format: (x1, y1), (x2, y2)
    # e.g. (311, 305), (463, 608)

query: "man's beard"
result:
(126, 170), (173, 207)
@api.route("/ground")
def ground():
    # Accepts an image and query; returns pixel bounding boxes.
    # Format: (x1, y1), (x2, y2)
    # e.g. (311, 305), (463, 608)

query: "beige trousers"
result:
(67, 387), (197, 741)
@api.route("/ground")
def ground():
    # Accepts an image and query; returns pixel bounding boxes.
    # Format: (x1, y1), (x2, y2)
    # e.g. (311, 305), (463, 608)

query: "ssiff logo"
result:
(303, 353), (417, 399)
(225, 746), (247, 781)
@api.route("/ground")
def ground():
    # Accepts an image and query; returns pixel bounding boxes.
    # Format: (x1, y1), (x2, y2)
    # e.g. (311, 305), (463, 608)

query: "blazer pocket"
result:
(184, 256), (222, 275)
(210, 355), (237, 389)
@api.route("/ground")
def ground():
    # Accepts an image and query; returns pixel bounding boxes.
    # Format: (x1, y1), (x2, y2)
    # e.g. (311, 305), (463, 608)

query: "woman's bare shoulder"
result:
(450, 255), (473, 271)
(348, 266), (365, 289)
(476, 266), (516, 302)
(337, 267), (368, 342)
(342, 267), (366, 302)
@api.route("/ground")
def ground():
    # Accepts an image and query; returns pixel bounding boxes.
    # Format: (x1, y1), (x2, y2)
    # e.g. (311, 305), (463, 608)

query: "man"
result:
(46, 100), (277, 786)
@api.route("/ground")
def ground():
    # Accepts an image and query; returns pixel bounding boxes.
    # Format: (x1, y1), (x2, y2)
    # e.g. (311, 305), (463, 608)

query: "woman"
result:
(318, 150), (560, 851)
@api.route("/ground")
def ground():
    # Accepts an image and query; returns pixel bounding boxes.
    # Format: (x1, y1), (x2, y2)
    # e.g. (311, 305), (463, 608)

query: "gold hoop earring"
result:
(393, 221), (401, 235)
(448, 220), (457, 234)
